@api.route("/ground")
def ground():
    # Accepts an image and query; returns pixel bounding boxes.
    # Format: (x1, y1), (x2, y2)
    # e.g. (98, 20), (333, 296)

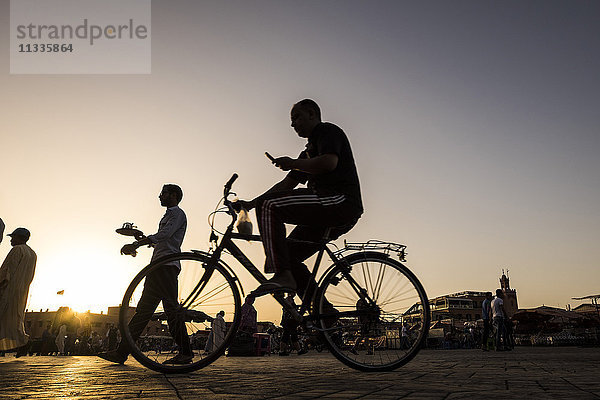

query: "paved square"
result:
(1, 347), (599, 399)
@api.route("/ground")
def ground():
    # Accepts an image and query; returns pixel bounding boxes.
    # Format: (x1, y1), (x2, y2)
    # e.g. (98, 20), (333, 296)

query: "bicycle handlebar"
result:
(223, 173), (238, 197)
(222, 174), (240, 221)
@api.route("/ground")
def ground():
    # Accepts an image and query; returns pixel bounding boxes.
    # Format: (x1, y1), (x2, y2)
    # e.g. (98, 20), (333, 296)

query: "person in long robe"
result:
(55, 324), (67, 355)
(204, 311), (225, 353)
(0, 228), (37, 353)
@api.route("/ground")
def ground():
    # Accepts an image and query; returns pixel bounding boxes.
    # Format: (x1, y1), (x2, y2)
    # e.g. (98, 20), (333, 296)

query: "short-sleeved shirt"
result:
(287, 122), (363, 213)
(491, 297), (504, 319)
(481, 298), (491, 320)
(147, 206), (187, 267)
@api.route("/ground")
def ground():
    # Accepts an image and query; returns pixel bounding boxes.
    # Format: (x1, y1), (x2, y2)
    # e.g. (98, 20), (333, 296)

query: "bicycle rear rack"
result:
(335, 240), (407, 262)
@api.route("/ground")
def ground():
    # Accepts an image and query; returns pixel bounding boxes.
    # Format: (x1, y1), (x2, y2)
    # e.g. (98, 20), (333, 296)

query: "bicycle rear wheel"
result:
(120, 252), (241, 373)
(315, 252), (430, 372)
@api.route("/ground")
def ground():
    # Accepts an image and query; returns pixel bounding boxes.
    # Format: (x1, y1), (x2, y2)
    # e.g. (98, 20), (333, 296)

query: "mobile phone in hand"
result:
(265, 152), (276, 162)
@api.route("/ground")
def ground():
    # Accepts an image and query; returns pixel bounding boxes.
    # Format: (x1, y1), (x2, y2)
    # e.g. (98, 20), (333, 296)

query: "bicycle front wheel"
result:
(120, 252), (241, 373)
(315, 252), (430, 372)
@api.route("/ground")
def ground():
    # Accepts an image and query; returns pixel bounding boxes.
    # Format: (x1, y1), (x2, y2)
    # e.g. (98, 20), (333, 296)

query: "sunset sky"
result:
(1, 1), (599, 323)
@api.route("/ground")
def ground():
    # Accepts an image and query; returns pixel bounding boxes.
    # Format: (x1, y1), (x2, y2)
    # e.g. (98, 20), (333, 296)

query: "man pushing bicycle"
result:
(238, 99), (363, 299)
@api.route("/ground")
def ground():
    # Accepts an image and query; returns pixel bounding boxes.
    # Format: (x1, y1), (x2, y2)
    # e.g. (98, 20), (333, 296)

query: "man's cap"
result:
(8, 227), (30, 239)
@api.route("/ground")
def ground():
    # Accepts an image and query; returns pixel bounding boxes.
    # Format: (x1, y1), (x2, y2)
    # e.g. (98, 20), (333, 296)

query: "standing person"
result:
(106, 324), (118, 351)
(99, 184), (193, 365)
(204, 311), (225, 354)
(0, 228), (37, 356)
(90, 331), (103, 354)
(491, 289), (507, 351)
(40, 324), (54, 355)
(350, 298), (373, 355)
(52, 307), (71, 355)
(400, 323), (410, 350)
(504, 318), (515, 350)
(64, 312), (81, 355)
(239, 296), (257, 334)
(279, 295), (306, 356)
(481, 292), (493, 351)
(236, 99), (363, 299)
(228, 297), (257, 356)
(55, 324), (67, 355)
(0, 219), (5, 357)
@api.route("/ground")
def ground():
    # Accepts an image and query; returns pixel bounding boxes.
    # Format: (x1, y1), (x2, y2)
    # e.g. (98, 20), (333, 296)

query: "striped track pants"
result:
(256, 189), (357, 275)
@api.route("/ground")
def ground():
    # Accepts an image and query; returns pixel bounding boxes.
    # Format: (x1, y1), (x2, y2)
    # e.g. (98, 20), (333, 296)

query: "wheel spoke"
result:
(316, 254), (430, 372)
(373, 261), (386, 302)
(120, 253), (241, 373)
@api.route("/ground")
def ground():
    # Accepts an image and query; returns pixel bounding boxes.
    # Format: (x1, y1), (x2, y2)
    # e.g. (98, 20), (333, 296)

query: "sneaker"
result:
(251, 271), (297, 297)
(98, 350), (128, 364)
(163, 353), (194, 365)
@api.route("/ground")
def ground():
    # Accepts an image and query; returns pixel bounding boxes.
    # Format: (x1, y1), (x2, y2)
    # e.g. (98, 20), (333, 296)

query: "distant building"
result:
(403, 272), (519, 324)
(500, 272), (518, 317)
(404, 291), (488, 324)
(573, 303), (600, 319)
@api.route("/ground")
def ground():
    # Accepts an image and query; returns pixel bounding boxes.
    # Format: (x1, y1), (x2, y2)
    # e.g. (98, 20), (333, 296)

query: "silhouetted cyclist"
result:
(237, 99), (363, 299)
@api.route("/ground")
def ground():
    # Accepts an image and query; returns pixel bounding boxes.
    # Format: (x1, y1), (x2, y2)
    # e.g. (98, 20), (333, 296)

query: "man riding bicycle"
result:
(238, 99), (363, 298)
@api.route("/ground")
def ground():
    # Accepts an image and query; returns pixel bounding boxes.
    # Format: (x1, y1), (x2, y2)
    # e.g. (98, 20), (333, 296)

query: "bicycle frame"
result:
(183, 175), (405, 332)
(205, 211), (334, 325)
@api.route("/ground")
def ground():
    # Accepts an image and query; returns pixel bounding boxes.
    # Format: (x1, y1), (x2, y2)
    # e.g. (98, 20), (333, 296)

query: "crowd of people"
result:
(14, 322), (120, 357)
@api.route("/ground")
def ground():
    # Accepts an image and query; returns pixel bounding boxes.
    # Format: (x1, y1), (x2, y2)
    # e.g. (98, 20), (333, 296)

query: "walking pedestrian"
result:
(98, 184), (193, 365)
(0, 228), (37, 356)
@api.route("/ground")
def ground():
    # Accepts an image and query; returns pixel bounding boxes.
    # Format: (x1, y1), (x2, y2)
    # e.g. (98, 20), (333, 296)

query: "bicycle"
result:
(118, 174), (430, 373)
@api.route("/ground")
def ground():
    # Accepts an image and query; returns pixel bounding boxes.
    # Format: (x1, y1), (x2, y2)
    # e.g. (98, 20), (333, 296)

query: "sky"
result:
(1, 0), (599, 323)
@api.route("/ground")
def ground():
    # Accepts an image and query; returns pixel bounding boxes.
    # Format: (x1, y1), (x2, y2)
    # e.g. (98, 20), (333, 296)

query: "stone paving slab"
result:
(1, 347), (599, 399)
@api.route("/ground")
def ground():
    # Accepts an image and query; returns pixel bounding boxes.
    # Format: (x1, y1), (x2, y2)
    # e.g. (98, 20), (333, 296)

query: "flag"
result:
(57, 290), (64, 295)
